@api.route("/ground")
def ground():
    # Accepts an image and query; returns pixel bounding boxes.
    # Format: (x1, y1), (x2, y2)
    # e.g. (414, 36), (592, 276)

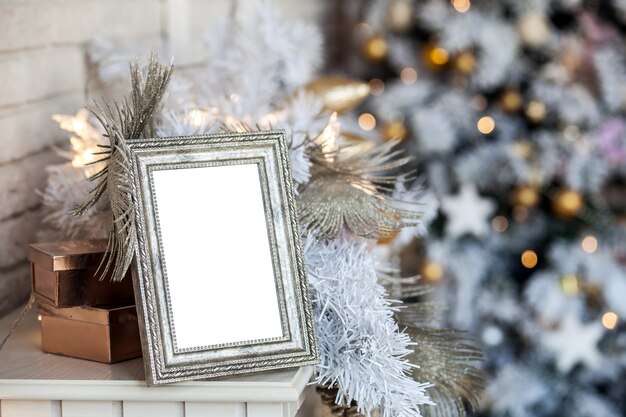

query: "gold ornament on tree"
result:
(423, 43), (450, 69)
(304, 76), (370, 114)
(525, 100), (547, 123)
(552, 189), (584, 218)
(511, 185), (540, 208)
(454, 50), (477, 74)
(362, 34), (389, 62)
(500, 89), (523, 113)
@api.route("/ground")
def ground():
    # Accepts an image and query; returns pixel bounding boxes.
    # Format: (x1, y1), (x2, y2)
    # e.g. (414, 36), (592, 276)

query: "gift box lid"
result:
(38, 303), (137, 326)
(28, 240), (109, 271)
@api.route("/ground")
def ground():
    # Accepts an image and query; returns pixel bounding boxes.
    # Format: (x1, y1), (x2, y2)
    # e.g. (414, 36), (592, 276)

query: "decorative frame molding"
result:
(127, 130), (318, 385)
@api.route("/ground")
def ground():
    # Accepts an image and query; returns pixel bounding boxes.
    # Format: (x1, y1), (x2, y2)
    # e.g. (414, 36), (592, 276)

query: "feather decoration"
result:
(298, 139), (423, 239)
(73, 53), (173, 281)
(379, 264), (485, 417)
(406, 324), (485, 417)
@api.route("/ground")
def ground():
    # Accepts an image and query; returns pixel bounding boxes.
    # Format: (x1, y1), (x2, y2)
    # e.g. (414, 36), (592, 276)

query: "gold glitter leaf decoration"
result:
(299, 140), (422, 239)
(397, 307), (485, 417)
(73, 53), (173, 282)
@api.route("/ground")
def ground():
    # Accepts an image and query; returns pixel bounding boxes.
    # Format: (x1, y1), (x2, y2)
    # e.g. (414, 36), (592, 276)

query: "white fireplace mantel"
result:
(0, 307), (314, 417)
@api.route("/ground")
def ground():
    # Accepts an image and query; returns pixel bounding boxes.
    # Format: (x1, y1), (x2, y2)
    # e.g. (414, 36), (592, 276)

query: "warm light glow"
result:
(511, 141), (534, 158)
(428, 46), (449, 66)
(553, 190), (584, 218)
(563, 125), (580, 142)
(560, 274), (580, 296)
(369, 79), (385, 96)
(477, 116), (496, 134)
(37, 314), (42, 322)
(188, 109), (209, 127)
(581, 235), (598, 254)
(382, 121), (408, 141)
(492, 216), (509, 232)
(363, 35), (388, 62)
(454, 51), (476, 74)
(526, 100), (547, 122)
(500, 89), (522, 113)
(521, 250), (538, 269)
(400, 67), (418, 85)
(422, 261), (444, 283)
(358, 113), (377, 131)
(71, 149), (96, 168)
(451, 0), (471, 13)
(602, 312), (618, 330)
(513, 186), (540, 208)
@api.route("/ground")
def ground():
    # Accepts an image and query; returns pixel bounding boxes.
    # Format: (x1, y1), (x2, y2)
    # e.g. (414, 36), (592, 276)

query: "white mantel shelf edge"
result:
(0, 306), (315, 417)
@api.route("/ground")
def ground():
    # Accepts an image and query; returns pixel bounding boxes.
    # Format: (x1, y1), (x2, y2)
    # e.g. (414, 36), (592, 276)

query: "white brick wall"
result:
(0, 0), (321, 317)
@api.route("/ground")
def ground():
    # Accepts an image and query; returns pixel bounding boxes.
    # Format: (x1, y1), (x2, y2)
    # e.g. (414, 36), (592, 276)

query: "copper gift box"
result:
(39, 303), (142, 363)
(28, 240), (134, 307)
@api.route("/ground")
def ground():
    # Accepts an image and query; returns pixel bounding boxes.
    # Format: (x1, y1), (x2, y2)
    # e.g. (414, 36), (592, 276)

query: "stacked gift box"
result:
(28, 240), (141, 363)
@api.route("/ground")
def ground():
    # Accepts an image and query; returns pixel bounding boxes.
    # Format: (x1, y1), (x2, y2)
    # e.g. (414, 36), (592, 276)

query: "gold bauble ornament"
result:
(518, 11), (550, 48)
(363, 35), (389, 62)
(386, 0), (414, 32)
(421, 261), (444, 283)
(423, 43), (449, 69)
(381, 120), (408, 141)
(454, 50), (477, 74)
(500, 89), (523, 113)
(525, 100), (547, 123)
(552, 189), (584, 218)
(304, 76), (370, 114)
(512, 185), (540, 208)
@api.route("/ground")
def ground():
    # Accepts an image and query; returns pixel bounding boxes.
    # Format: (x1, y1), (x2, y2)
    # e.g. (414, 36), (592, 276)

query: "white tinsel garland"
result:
(305, 236), (433, 417)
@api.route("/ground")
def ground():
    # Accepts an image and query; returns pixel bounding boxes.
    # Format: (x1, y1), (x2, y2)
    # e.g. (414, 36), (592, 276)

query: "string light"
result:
(553, 189), (583, 218)
(426, 45), (449, 66)
(492, 216), (509, 232)
(369, 79), (385, 96)
(521, 250), (538, 269)
(477, 116), (496, 134)
(526, 100), (547, 122)
(602, 312), (618, 330)
(400, 67), (418, 85)
(188, 109), (209, 127)
(451, 0), (471, 13)
(581, 235), (598, 254)
(563, 125), (581, 142)
(358, 113), (377, 131)
(421, 261), (444, 283)
(560, 274), (580, 296)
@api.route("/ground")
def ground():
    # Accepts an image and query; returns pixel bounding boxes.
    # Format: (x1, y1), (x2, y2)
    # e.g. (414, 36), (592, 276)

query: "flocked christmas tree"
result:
(38, 1), (484, 416)
(328, 0), (626, 416)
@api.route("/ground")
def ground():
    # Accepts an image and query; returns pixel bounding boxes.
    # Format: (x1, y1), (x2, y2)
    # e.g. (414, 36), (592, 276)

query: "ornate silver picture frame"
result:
(127, 130), (318, 385)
